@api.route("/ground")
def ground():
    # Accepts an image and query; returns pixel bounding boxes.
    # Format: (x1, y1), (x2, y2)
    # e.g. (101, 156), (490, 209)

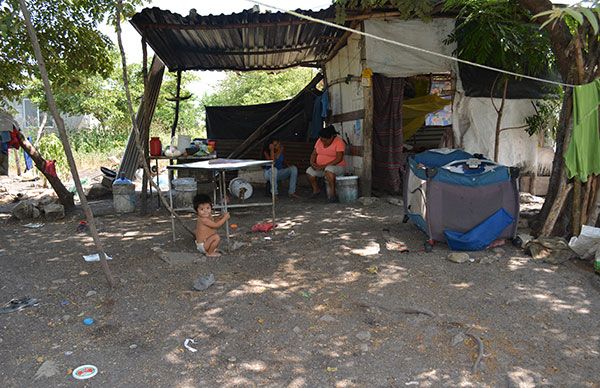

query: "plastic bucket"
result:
(229, 177), (253, 200)
(336, 175), (358, 203)
(112, 178), (136, 213)
(173, 178), (196, 209)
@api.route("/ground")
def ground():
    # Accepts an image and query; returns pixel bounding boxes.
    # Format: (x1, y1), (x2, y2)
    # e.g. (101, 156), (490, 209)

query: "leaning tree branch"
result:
(18, 0), (115, 288)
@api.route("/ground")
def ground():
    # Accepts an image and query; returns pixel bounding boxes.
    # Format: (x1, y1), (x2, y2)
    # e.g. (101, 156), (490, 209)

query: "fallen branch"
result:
(465, 330), (484, 373)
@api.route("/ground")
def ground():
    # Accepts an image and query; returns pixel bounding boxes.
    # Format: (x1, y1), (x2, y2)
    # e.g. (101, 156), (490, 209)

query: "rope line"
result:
(246, 0), (576, 88)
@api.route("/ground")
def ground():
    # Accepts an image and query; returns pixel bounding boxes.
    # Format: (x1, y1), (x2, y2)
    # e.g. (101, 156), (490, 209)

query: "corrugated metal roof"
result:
(130, 6), (347, 72)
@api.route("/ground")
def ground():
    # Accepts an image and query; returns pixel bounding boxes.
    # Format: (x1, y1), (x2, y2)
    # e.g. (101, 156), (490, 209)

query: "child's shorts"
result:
(196, 241), (206, 254)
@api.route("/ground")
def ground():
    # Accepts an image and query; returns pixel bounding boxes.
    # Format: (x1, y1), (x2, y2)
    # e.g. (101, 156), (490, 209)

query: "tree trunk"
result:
(17, 132), (74, 209)
(18, 0), (116, 288)
(493, 79), (509, 162)
(34, 112), (47, 146)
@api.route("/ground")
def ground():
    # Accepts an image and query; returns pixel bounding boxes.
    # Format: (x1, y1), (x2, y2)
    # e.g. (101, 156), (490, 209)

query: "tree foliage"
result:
(201, 68), (316, 108)
(0, 0), (143, 101)
(443, 0), (553, 76)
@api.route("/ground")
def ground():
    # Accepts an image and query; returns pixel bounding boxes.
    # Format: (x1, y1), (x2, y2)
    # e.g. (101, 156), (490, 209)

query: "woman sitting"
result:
(306, 125), (346, 202)
(263, 138), (299, 198)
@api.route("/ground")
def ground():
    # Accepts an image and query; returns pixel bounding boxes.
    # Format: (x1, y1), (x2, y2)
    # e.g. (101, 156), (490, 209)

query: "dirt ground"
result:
(0, 175), (599, 387)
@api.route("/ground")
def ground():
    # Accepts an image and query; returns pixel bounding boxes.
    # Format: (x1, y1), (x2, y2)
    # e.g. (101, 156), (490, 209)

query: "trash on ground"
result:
(568, 225), (600, 260)
(251, 222), (275, 232)
(34, 360), (59, 379)
(231, 241), (246, 251)
(326, 367), (337, 372)
(230, 223), (238, 230)
(76, 221), (88, 234)
(193, 274), (215, 291)
(264, 236), (272, 241)
(0, 297), (39, 314)
(72, 365), (98, 380)
(300, 291), (311, 298)
(183, 338), (198, 352)
(525, 237), (575, 264)
(82, 317), (94, 326)
(83, 253), (113, 262)
(23, 222), (44, 229)
(366, 266), (379, 274)
(60, 300), (69, 307)
(447, 252), (470, 263)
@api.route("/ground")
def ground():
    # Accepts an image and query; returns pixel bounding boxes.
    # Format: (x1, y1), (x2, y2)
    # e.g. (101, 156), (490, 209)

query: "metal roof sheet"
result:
(130, 6), (347, 72)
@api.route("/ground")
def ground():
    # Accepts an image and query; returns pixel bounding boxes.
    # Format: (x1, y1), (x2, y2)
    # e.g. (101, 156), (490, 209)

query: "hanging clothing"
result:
(372, 74), (405, 193)
(565, 79), (600, 182)
(24, 137), (33, 171)
(309, 92), (324, 139)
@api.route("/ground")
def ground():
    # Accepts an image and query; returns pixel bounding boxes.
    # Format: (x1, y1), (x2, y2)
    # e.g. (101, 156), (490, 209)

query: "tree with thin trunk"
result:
(17, 0), (116, 288)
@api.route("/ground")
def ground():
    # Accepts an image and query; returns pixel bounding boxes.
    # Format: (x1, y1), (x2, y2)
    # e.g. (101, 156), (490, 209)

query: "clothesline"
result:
(246, 0), (577, 89)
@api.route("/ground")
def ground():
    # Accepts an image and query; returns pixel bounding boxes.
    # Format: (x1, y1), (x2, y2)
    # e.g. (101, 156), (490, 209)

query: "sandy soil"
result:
(0, 176), (599, 387)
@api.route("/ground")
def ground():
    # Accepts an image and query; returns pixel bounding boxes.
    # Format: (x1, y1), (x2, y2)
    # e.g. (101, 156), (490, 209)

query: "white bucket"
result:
(229, 177), (253, 200)
(173, 177), (196, 209)
(336, 175), (359, 203)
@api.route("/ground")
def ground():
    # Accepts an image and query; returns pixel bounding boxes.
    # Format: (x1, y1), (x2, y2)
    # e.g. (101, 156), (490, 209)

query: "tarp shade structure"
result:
(364, 18), (558, 100)
(458, 63), (560, 99)
(365, 19), (457, 78)
(206, 90), (320, 141)
(130, 6), (347, 72)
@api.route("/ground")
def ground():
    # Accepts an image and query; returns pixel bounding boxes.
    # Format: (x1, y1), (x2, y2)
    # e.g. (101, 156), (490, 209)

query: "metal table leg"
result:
(220, 170), (230, 248)
(169, 172), (175, 242)
(271, 160), (276, 226)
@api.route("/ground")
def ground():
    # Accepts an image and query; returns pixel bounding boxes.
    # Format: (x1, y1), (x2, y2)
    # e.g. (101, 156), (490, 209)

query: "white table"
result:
(167, 158), (275, 246)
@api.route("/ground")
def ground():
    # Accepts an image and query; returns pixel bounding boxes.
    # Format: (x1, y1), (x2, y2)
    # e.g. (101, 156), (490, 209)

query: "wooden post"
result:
(360, 28), (373, 197)
(572, 35), (586, 236)
(140, 37), (149, 214)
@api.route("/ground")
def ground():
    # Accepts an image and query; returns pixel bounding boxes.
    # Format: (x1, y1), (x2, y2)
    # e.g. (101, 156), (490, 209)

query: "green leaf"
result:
(532, 9), (556, 20)
(579, 7), (599, 34)
(564, 8), (584, 25)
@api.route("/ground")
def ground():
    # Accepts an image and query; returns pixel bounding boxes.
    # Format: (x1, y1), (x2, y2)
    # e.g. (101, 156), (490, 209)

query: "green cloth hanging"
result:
(565, 79), (600, 182)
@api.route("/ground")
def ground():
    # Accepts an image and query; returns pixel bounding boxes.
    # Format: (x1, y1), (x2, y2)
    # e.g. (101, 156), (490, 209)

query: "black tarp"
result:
(205, 91), (318, 141)
(459, 63), (561, 99)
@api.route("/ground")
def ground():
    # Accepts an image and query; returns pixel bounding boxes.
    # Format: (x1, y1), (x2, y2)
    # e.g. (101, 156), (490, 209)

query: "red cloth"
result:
(251, 222), (275, 232)
(8, 129), (20, 149)
(44, 160), (57, 177)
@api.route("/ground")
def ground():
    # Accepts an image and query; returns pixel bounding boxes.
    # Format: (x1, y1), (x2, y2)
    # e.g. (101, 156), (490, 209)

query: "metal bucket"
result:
(173, 177), (196, 209)
(112, 178), (136, 213)
(336, 175), (359, 203)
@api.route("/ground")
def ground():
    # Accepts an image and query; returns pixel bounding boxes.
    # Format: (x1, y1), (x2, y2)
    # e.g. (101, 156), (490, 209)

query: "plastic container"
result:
(177, 135), (191, 152)
(173, 177), (197, 209)
(150, 137), (162, 156)
(336, 175), (359, 203)
(112, 174), (136, 213)
(229, 177), (253, 200)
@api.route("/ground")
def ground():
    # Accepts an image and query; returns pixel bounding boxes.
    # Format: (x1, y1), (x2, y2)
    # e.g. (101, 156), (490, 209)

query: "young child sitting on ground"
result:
(193, 194), (230, 257)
